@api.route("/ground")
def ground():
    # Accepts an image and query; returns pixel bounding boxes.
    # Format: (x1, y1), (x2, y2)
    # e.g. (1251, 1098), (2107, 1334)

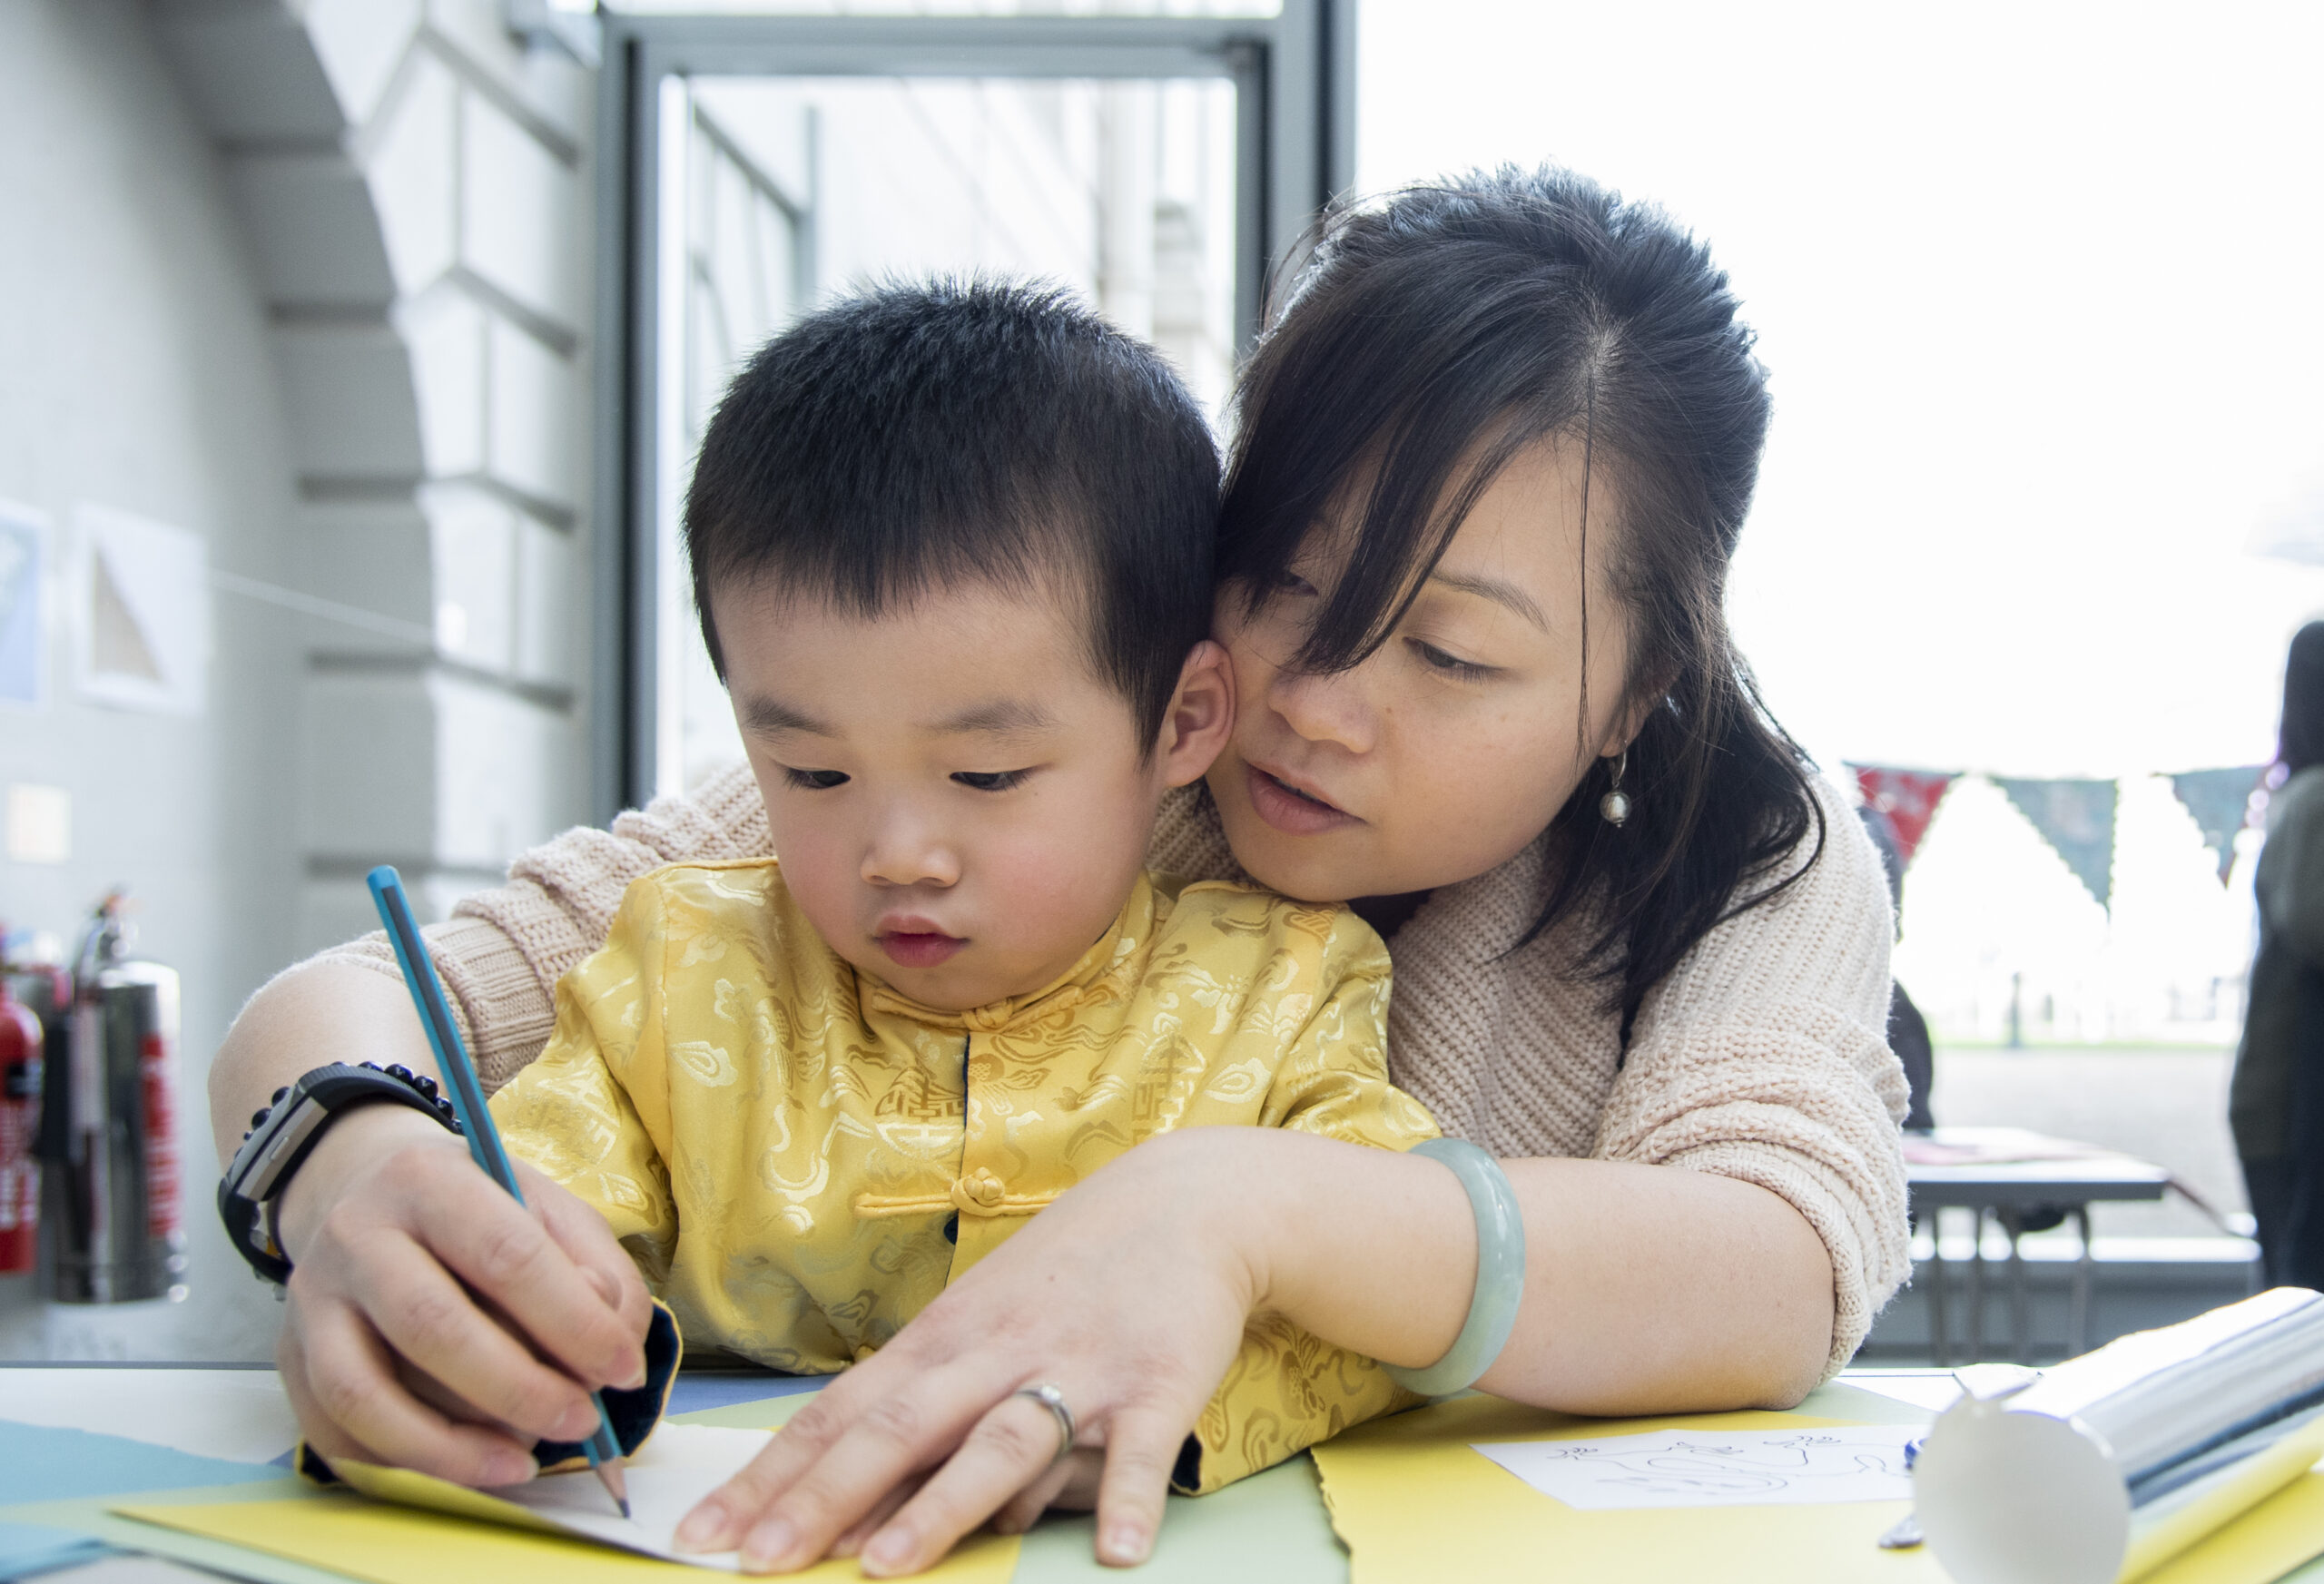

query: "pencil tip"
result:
(597, 1457), (632, 1520)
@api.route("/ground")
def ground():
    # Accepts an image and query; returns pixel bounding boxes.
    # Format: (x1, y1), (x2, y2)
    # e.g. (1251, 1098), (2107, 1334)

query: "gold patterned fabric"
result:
(490, 859), (1438, 1493)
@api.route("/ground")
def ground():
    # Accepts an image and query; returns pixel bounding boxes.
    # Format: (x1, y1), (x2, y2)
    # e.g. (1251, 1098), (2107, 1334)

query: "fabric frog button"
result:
(952, 1167), (1008, 1212)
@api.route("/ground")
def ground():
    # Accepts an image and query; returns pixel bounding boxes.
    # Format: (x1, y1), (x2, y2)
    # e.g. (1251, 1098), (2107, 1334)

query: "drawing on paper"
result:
(1472, 1424), (1918, 1510)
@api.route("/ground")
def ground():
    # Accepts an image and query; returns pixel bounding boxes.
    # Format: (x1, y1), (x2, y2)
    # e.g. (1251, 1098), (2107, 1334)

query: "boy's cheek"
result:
(762, 815), (862, 938)
(976, 811), (1146, 938)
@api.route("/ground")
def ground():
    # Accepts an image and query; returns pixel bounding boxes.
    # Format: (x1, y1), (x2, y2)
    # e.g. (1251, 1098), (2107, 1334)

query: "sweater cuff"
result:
(427, 916), (555, 1095)
(1594, 1000), (1913, 1381)
(1666, 1136), (1907, 1380)
(301, 920), (546, 1097)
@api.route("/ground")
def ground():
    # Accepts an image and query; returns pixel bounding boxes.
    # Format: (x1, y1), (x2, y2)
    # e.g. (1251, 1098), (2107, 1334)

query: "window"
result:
(590, 2), (1352, 812)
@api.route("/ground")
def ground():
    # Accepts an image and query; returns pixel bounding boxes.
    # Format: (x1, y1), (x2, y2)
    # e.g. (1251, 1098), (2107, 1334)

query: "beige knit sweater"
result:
(313, 762), (1910, 1374)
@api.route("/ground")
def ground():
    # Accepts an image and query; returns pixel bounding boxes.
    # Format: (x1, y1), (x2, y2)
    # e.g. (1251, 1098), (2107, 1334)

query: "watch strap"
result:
(217, 1062), (464, 1284)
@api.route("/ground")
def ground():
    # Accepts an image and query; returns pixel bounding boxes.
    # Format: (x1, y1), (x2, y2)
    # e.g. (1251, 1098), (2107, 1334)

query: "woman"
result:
(212, 168), (1906, 1575)
(2233, 621), (2324, 1290)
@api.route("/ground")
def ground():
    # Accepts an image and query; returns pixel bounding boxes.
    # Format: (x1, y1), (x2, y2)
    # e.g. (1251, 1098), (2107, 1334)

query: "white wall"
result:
(0, 0), (302, 1358)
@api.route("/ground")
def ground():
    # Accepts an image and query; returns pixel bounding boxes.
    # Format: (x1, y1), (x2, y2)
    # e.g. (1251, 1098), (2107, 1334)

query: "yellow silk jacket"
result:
(490, 859), (1439, 1492)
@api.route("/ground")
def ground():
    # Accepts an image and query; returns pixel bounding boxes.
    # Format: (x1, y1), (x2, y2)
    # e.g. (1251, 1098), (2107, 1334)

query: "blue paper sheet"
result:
(0, 1421), (281, 1503)
(0, 1520), (107, 1580)
(665, 1373), (825, 1414)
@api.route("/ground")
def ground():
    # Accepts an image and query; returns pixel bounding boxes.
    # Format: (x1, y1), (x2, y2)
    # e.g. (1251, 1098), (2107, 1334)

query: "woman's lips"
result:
(1244, 762), (1361, 836)
(877, 929), (966, 969)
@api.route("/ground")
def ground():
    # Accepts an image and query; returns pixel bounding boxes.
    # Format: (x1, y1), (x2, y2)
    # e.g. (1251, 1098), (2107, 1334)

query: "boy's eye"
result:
(951, 769), (1033, 792)
(781, 766), (850, 791)
(1409, 640), (1497, 683)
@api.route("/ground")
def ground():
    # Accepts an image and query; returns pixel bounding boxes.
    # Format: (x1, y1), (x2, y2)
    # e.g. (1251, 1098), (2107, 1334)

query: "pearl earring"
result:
(1599, 750), (1631, 827)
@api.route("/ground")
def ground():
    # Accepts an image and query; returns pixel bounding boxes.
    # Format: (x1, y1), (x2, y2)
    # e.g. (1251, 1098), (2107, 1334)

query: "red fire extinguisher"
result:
(53, 891), (185, 1303)
(0, 974), (40, 1274)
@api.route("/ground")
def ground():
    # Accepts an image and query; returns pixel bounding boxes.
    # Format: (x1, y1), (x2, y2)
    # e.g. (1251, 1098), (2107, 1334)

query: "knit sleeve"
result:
(1592, 778), (1911, 1379)
(300, 762), (772, 1093)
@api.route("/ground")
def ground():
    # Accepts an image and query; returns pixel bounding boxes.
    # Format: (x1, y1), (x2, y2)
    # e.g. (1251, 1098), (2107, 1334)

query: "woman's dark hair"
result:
(1218, 166), (1824, 1027)
(2281, 622), (2324, 774)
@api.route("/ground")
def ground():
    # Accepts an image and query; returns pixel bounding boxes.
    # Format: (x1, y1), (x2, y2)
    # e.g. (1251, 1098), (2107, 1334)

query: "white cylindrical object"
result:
(1915, 1288), (2324, 1584)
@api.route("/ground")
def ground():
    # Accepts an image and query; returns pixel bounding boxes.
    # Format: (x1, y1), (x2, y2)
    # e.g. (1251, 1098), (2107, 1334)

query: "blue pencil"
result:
(368, 865), (631, 1519)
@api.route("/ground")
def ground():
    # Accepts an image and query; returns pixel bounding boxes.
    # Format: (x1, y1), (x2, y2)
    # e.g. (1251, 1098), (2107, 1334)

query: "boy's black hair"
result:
(684, 280), (1221, 747)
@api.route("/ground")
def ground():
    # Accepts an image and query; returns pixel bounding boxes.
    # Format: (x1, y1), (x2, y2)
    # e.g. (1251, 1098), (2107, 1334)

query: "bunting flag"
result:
(1847, 765), (1957, 870)
(2169, 765), (2267, 884)
(1995, 776), (2118, 911)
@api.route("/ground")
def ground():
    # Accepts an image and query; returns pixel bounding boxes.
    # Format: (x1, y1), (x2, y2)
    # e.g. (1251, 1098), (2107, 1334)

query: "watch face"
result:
(234, 1065), (458, 1205)
(225, 1067), (431, 1286)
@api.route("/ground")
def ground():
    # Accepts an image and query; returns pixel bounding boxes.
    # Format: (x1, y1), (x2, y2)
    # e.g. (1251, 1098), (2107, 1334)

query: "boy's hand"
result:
(271, 1105), (653, 1484)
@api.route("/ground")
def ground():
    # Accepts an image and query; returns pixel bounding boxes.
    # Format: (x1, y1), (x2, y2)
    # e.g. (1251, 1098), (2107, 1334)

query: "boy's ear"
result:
(1156, 640), (1236, 788)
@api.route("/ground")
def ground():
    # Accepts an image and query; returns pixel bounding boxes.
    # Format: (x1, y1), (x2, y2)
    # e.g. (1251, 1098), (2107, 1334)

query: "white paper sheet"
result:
(1472, 1423), (1919, 1510)
(478, 1422), (773, 1569)
(1, 1368), (300, 1465)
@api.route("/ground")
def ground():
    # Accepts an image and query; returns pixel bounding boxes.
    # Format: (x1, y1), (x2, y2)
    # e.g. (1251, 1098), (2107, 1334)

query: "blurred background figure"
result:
(2233, 622), (2324, 1287)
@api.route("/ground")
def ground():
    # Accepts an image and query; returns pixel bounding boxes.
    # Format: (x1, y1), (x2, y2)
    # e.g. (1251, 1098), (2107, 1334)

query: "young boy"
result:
(487, 281), (1437, 1497)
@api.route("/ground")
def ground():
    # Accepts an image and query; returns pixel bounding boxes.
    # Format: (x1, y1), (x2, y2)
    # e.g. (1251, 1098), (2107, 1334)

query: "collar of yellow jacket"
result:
(851, 871), (1161, 1035)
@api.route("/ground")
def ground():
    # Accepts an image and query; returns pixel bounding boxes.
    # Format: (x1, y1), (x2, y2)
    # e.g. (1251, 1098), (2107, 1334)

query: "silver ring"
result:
(1012, 1382), (1075, 1464)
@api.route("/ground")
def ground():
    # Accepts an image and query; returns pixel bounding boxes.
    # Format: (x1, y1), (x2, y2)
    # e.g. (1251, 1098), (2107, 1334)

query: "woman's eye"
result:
(781, 766), (849, 791)
(1409, 640), (1496, 682)
(1268, 568), (1320, 598)
(952, 769), (1032, 792)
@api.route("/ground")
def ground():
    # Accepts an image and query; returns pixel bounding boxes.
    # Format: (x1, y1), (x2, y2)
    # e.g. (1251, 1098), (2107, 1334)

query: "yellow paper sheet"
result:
(1309, 1394), (2324, 1584)
(115, 1490), (1019, 1584)
(326, 1461), (574, 1538)
(2128, 1422), (2324, 1580)
(2142, 1469), (2324, 1584)
(1311, 1396), (1943, 1584)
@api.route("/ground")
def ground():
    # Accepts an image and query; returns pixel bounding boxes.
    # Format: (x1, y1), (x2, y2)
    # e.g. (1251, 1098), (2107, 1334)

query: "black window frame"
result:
(586, 2), (1355, 819)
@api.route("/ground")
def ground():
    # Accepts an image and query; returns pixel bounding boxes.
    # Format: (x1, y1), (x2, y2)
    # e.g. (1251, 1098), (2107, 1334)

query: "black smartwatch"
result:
(217, 1062), (464, 1284)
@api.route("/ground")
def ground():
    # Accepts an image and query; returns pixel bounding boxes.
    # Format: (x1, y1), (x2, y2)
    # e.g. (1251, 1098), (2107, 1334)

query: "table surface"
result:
(0, 1363), (1955, 1584)
(1904, 1125), (2171, 1207)
(5, 1363), (2318, 1584)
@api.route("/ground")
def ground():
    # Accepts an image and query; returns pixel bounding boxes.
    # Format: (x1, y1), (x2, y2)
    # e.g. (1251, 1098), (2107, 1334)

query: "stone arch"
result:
(152, 0), (593, 944)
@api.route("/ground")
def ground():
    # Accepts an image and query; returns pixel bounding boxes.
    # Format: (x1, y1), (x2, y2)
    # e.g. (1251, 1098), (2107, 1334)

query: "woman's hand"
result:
(271, 1104), (654, 1483)
(664, 1122), (1836, 1579)
(672, 1127), (1275, 1577)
